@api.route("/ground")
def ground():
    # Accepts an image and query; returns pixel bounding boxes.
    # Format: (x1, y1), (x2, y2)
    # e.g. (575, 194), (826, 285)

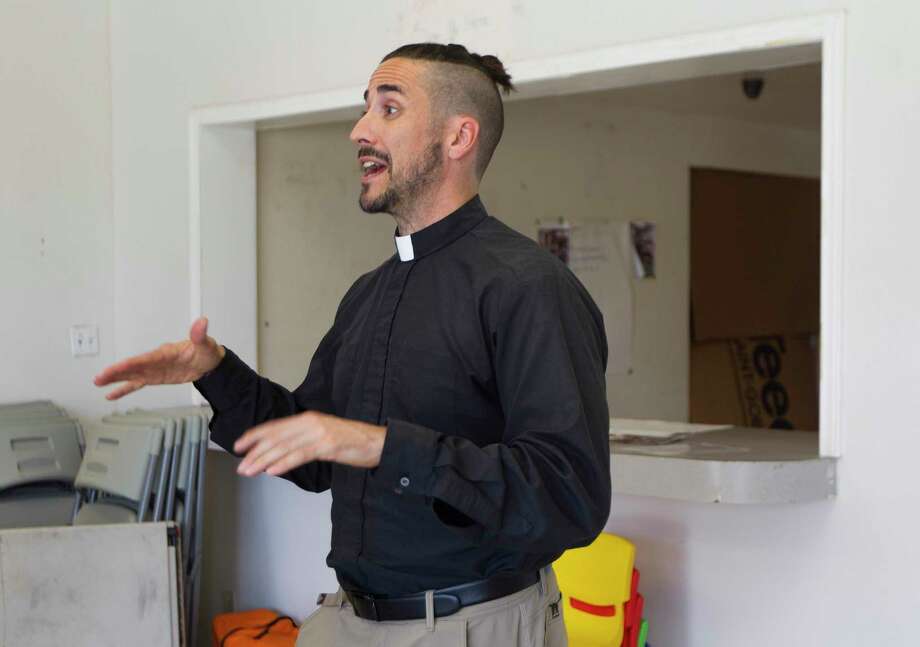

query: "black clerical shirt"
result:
(195, 195), (611, 596)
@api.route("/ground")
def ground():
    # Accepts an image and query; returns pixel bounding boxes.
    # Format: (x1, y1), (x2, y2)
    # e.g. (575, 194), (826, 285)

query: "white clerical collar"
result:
(395, 233), (415, 262)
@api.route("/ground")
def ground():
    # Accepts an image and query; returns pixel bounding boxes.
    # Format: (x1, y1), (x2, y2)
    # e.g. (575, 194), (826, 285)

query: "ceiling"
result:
(587, 63), (821, 131)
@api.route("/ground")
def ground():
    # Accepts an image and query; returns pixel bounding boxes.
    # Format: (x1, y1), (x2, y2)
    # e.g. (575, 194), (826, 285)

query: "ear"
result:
(445, 115), (480, 164)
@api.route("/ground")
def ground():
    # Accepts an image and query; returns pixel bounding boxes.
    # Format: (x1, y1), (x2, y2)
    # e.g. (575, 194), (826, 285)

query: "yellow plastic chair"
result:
(553, 532), (636, 647)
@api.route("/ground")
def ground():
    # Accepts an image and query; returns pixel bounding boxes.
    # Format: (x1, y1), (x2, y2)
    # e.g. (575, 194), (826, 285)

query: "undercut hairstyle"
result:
(382, 43), (515, 180)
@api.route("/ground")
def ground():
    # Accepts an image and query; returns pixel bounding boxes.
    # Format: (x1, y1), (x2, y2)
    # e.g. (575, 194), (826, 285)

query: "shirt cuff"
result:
(192, 347), (257, 411)
(373, 418), (439, 496)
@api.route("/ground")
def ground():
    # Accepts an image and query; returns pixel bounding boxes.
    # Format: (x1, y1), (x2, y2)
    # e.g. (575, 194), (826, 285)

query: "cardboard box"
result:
(689, 168), (820, 431)
(690, 168), (820, 342)
(690, 335), (819, 431)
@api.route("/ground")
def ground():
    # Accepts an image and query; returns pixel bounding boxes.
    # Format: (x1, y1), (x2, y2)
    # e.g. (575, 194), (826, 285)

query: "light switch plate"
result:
(70, 325), (99, 357)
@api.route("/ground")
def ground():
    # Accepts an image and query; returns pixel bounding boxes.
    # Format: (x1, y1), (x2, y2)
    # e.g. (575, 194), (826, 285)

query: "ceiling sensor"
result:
(742, 75), (765, 100)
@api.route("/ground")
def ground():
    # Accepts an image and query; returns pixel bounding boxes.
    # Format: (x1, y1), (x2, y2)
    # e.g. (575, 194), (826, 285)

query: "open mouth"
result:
(360, 159), (388, 181)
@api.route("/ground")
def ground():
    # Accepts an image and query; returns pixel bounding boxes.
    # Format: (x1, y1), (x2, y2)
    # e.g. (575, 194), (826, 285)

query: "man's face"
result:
(350, 58), (444, 215)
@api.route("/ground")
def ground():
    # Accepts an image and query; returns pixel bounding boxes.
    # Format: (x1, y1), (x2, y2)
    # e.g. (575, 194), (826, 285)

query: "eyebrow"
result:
(363, 83), (404, 102)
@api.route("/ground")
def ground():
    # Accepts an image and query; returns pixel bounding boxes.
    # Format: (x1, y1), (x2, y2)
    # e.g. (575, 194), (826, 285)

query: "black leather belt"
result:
(344, 570), (540, 622)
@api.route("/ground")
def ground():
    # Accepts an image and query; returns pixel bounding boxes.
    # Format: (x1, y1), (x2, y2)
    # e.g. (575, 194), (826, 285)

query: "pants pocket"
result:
(295, 591), (343, 647)
(295, 605), (339, 647)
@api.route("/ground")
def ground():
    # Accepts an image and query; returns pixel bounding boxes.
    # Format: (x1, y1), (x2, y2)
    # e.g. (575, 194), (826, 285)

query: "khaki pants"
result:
(295, 567), (567, 647)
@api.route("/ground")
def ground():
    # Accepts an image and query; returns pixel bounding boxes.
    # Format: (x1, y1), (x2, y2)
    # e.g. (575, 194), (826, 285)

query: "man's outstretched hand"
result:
(95, 316), (385, 475)
(94, 316), (225, 401)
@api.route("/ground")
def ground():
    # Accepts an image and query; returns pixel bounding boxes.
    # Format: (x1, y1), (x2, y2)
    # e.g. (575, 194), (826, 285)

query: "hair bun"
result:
(478, 54), (513, 94)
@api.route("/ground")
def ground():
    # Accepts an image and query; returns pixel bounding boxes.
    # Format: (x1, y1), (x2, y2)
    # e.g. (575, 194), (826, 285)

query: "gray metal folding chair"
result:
(0, 403), (82, 449)
(102, 413), (179, 522)
(188, 411), (208, 647)
(160, 416), (187, 522)
(126, 409), (199, 537)
(133, 405), (210, 646)
(0, 419), (83, 528)
(0, 399), (60, 413)
(0, 406), (68, 422)
(73, 423), (163, 525)
(172, 415), (201, 569)
(152, 409), (209, 560)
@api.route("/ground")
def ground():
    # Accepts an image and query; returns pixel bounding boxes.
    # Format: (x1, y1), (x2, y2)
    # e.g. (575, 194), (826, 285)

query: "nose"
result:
(350, 112), (374, 146)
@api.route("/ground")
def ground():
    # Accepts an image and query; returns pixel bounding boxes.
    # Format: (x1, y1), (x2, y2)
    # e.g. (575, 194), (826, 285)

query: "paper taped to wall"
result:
(568, 221), (634, 376)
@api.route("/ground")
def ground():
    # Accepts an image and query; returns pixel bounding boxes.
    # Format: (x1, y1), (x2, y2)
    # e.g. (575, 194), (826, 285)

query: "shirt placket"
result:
(338, 259), (414, 563)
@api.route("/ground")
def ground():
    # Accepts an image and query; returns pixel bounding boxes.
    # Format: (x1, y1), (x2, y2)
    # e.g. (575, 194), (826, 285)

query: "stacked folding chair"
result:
(0, 400), (84, 529)
(155, 406), (209, 647)
(151, 406), (208, 647)
(74, 420), (166, 524)
(0, 400), (210, 645)
(81, 406), (210, 647)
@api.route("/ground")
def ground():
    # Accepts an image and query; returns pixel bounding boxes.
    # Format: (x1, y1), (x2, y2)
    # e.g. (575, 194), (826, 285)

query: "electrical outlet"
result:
(70, 325), (99, 357)
(221, 590), (235, 613)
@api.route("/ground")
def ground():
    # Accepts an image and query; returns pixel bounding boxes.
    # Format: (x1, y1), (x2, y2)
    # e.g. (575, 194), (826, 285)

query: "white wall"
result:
(101, 0), (920, 645)
(0, 1), (113, 420)
(200, 450), (336, 637)
(257, 122), (395, 385)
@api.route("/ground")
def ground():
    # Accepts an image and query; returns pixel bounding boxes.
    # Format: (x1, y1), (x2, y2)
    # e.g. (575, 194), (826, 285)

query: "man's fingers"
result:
(234, 415), (298, 453)
(94, 357), (135, 386)
(236, 431), (281, 466)
(105, 380), (145, 401)
(233, 426), (265, 454)
(238, 443), (292, 476)
(189, 317), (209, 345)
(94, 349), (160, 386)
(265, 449), (315, 476)
(235, 414), (323, 475)
(234, 418), (300, 462)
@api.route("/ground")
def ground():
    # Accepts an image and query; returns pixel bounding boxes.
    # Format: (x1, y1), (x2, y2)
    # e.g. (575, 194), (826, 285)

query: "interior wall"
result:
(106, 1), (920, 646)
(200, 451), (336, 634)
(257, 94), (820, 422)
(256, 123), (394, 384)
(0, 1), (113, 420)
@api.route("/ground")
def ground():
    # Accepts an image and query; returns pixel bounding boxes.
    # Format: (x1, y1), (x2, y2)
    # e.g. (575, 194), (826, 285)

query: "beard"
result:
(359, 141), (442, 215)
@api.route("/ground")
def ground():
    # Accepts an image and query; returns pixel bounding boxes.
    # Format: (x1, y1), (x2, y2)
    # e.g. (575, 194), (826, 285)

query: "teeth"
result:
(363, 161), (376, 169)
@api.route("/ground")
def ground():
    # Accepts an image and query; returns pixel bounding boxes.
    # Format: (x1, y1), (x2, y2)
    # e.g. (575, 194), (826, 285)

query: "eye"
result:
(384, 105), (399, 116)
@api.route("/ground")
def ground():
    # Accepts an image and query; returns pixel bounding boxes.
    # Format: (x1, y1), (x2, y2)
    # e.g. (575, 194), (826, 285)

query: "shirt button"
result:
(399, 476), (411, 488)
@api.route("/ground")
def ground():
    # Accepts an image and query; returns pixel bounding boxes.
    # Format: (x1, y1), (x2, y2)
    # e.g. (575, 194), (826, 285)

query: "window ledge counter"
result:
(610, 420), (836, 504)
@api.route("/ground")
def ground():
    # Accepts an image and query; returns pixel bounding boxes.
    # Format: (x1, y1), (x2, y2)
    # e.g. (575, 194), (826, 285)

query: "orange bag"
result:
(212, 609), (299, 647)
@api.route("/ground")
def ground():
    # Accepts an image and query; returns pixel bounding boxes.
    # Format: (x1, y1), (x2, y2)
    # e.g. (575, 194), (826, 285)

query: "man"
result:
(95, 43), (611, 647)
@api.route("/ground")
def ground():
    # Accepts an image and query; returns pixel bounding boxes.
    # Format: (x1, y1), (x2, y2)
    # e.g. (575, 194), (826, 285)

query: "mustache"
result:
(357, 147), (391, 165)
